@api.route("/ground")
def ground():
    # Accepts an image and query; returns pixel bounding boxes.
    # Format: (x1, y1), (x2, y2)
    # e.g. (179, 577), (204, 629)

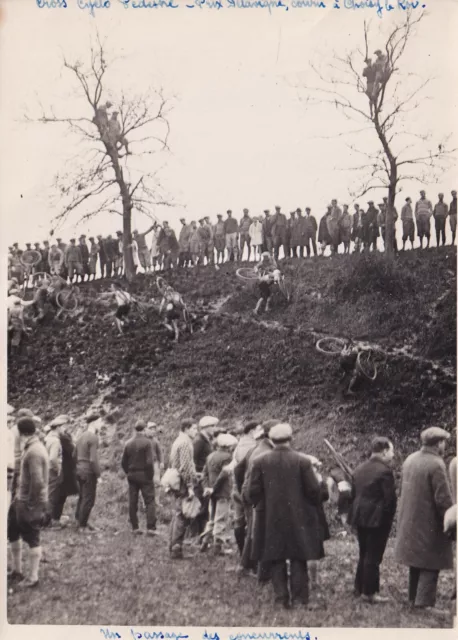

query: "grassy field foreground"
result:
(7, 485), (456, 628)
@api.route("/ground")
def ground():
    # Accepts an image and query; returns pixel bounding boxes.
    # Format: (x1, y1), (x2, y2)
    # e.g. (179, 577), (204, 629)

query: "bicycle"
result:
(56, 284), (80, 314)
(236, 267), (293, 302)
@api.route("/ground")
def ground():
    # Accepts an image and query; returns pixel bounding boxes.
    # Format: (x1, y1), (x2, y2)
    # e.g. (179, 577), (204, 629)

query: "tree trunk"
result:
(123, 201), (134, 281)
(385, 164), (397, 259)
(105, 144), (135, 281)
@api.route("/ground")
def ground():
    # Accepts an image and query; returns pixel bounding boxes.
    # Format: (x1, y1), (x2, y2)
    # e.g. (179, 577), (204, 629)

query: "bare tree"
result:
(28, 35), (174, 279)
(303, 10), (456, 257)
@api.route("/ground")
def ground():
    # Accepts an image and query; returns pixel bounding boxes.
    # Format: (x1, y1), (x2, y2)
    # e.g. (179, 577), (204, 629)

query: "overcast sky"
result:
(1, 0), (457, 246)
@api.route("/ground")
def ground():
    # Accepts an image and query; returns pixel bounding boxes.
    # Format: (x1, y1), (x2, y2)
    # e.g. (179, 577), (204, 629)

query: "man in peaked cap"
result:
(395, 427), (453, 614)
(247, 422), (322, 609)
(121, 420), (157, 535)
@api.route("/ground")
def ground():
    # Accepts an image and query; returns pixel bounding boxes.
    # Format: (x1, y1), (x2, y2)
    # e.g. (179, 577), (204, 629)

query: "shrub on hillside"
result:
(332, 253), (415, 303)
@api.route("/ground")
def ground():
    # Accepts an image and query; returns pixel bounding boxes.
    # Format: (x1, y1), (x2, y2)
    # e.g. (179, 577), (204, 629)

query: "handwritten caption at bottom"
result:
(99, 629), (318, 640)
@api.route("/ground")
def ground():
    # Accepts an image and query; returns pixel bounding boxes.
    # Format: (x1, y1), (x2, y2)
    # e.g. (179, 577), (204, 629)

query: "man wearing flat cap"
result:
(121, 420), (157, 535)
(247, 423), (322, 609)
(237, 420), (278, 576)
(395, 427), (454, 614)
(191, 416), (218, 535)
(74, 414), (101, 532)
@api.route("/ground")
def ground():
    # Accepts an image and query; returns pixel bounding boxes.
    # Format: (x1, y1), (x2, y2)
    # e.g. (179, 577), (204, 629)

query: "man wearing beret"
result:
(395, 427), (454, 613)
(75, 414), (101, 532)
(247, 423), (322, 609)
(7, 417), (49, 588)
(348, 437), (397, 604)
(121, 420), (157, 535)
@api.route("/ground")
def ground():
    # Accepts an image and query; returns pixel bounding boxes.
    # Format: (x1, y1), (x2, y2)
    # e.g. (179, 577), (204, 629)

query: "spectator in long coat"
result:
(318, 209), (332, 254)
(327, 199), (342, 254)
(237, 419), (277, 577)
(289, 210), (302, 258)
(303, 208), (318, 257)
(247, 423), (322, 609)
(349, 437), (397, 603)
(271, 206), (288, 260)
(363, 202), (380, 251)
(395, 427), (454, 613)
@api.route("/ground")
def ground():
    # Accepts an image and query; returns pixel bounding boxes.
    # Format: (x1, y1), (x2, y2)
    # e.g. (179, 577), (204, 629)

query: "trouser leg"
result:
(128, 480), (140, 530)
(140, 481), (157, 530)
(77, 472), (97, 527)
(409, 567), (420, 604)
(290, 559), (309, 605)
(169, 497), (189, 551)
(270, 560), (289, 605)
(414, 569), (440, 608)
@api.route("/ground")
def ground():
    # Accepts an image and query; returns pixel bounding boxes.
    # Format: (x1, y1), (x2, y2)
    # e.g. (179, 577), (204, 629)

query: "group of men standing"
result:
(7, 190), (457, 285)
(7, 403), (456, 616)
(166, 417), (456, 613)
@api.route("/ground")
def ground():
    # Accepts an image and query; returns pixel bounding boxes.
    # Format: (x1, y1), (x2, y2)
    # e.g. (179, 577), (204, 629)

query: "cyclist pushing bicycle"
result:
(253, 252), (282, 315)
(158, 282), (191, 342)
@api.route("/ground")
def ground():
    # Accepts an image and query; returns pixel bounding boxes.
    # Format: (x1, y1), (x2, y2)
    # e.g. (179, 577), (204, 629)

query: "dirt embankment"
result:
(8, 247), (456, 464)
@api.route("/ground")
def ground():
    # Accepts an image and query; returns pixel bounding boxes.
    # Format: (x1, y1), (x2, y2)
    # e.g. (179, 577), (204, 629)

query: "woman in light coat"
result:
(249, 217), (264, 261)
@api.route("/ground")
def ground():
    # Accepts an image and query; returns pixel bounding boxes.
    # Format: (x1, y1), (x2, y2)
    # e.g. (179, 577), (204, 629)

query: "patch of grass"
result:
(7, 485), (455, 627)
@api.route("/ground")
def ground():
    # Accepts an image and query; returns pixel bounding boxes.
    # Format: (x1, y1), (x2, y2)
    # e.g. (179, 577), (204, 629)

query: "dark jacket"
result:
(348, 456), (397, 530)
(59, 431), (78, 496)
(193, 433), (212, 473)
(79, 243), (90, 264)
(204, 450), (232, 499)
(248, 445), (322, 563)
(121, 432), (154, 482)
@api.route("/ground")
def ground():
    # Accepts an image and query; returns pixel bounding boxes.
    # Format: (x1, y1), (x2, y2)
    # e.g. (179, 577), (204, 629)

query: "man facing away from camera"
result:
(348, 436), (397, 604)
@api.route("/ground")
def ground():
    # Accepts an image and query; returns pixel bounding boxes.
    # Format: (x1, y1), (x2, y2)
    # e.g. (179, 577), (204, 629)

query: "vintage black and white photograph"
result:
(2, 0), (457, 632)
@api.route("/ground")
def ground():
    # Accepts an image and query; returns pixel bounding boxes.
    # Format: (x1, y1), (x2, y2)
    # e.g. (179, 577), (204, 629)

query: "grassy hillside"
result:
(7, 246), (457, 628)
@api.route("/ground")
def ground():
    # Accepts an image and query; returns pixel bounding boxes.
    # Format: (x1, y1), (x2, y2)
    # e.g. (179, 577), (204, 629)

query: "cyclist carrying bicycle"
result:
(33, 274), (66, 320)
(158, 285), (188, 342)
(253, 251), (282, 315)
(100, 282), (133, 335)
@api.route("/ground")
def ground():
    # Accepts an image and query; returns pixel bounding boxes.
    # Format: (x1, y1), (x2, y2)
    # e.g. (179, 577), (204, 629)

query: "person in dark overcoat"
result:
(239, 420), (277, 577)
(395, 427), (454, 613)
(247, 423), (322, 609)
(348, 437), (397, 603)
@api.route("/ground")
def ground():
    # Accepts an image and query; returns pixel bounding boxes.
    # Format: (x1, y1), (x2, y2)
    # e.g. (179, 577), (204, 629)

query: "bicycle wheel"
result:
(236, 267), (259, 282)
(357, 350), (378, 381)
(56, 289), (78, 312)
(20, 250), (42, 269)
(316, 337), (347, 355)
(156, 277), (168, 295)
(277, 276), (293, 302)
